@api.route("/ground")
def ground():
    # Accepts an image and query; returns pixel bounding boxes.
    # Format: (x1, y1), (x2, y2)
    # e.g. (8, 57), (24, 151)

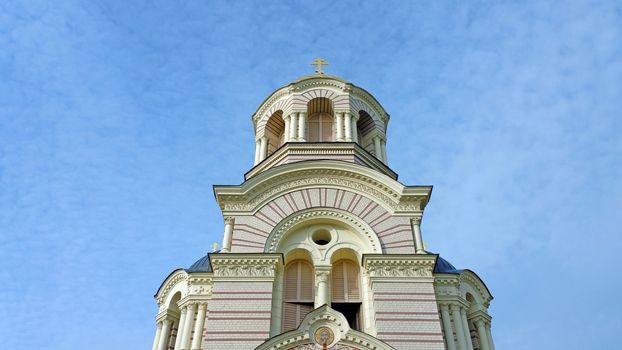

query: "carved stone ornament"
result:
(211, 258), (279, 278)
(266, 208), (381, 253)
(156, 271), (187, 306)
(365, 258), (435, 279)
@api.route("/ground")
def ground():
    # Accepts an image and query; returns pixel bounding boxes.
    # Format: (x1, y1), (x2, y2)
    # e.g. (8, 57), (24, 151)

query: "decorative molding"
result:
(265, 208), (381, 254)
(211, 256), (280, 278)
(363, 255), (436, 279)
(156, 271), (188, 306)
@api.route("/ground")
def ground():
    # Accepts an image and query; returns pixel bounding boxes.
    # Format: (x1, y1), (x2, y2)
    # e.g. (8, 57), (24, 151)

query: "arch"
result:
(265, 110), (286, 156)
(357, 110), (377, 153)
(265, 208), (382, 255)
(306, 97), (334, 142)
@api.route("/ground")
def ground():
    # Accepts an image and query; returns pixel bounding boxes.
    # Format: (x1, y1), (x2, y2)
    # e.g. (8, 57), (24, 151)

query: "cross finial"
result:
(310, 58), (328, 75)
(211, 242), (219, 252)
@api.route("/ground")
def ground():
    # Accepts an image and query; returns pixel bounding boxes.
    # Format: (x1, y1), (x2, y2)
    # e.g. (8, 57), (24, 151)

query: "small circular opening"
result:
(312, 229), (332, 246)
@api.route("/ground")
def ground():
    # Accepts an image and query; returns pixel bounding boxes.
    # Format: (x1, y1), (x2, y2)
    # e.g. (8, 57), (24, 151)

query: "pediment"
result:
(255, 305), (395, 350)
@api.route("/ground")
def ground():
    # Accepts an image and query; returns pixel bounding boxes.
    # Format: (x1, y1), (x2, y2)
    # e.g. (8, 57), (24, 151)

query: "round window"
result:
(312, 229), (332, 246)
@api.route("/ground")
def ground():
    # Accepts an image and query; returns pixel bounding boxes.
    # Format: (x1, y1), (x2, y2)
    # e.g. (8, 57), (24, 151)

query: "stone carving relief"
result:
(365, 259), (435, 278)
(211, 258), (279, 278)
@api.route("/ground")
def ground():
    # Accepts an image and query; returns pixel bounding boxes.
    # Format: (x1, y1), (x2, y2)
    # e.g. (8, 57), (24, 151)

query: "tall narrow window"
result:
(282, 260), (314, 331)
(331, 260), (361, 330)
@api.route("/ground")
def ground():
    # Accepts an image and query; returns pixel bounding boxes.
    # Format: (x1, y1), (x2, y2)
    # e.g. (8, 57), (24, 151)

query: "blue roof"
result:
(186, 251), (219, 273)
(434, 255), (464, 274)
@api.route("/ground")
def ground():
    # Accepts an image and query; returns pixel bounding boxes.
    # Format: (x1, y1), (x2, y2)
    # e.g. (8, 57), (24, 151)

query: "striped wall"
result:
(372, 282), (445, 350)
(202, 281), (273, 349)
(230, 188), (416, 254)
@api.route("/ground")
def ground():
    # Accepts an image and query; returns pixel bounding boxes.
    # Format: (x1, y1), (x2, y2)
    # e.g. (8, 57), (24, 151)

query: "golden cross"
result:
(211, 242), (219, 252)
(310, 58), (328, 75)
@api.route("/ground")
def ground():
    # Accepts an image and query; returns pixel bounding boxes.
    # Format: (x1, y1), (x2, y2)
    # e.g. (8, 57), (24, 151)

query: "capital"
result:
(224, 216), (235, 225)
(315, 270), (330, 283)
(411, 217), (422, 225)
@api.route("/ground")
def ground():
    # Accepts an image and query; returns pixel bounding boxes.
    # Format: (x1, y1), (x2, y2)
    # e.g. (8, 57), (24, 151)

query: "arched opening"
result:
(357, 110), (376, 153)
(306, 97), (334, 142)
(265, 110), (285, 156)
(167, 292), (182, 348)
(331, 250), (361, 330)
(282, 258), (315, 332)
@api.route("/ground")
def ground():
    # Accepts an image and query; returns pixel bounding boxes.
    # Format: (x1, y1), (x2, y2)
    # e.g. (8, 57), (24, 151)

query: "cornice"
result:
(214, 161), (431, 215)
(154, 269), (188, 305)
(363, 254), (437, 279)
(209, 253), (282, 279)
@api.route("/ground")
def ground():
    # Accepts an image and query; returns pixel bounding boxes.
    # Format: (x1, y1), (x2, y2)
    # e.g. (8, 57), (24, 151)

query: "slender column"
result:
(475, 320), (490, 350)
(259, 137), (267, 161)
(181, 303), (196, 350)
(157, 318), (172, 350)
(451, 304), (467, 350)
(461, 308), (474, 350)
(315, 268), (330, 308)
(440, 304), (457, 350)
(381, 139), (387, 163)
(254, 140), (260, 165)
(344, 112), (352, 141)
(336, 112), (344, 141)
(191, 303), (207, 350)
(298, 112), (306, 141)
(485, 322), (495, 350)
(221, 217), (234, 253)
(174, 307), (187, 350)
(269, 267), (284, 336)
(289, 113), (298, 141)
(351, 114), (359, 143)
(373, 136), (382, 160)
(411, 217), (425, 254)
(283, 115), (290, 142)
(152, 321), (163, 350)
(360, 270), (375, 334)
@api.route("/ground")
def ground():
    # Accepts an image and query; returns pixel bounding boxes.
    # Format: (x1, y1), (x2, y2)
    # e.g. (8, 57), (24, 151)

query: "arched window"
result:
(265, 111), (285, 156)
(357, 110), (375, 153)
(282, 260), (314, 331)
(331, 260), (361, 330)
(306, 97), (334, 142)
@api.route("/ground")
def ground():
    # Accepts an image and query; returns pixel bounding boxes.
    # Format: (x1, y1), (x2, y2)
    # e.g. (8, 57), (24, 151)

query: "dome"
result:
(186, 252), (219, 273)
(434, 255), (463, 274)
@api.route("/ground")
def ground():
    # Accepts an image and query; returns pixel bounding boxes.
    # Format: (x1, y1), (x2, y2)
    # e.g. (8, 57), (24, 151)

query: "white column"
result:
(269, 268), (284, 336)
(289, 113), (298, 141)
(336, 112), (344, 141)
(344, 112), (352, 141)
(174, 307), (187, 350)
(381, 139), (387, 163)
(315, 269), (330, 308)
(440, 304), (457, 350)
(181, 303), (196, 350)
(360, 270), (375, 335)
(475, 320), (490, 350)
(411, 217), (425, 254)
(486, 322), (495, 350)
(221, 217), (234, 253)
(152, 321), (163, 350)
(283, 115), (290, 142)
(157, 318), (172, 350)
(254, 140), (260, 165)
(259, 136), (267, 161)
(451, 304), (467, 350)
(191, 303), (207, 350)
(298, 112), (306, 141)
(351, 114), (359, 143)
(461, 308), (474, 350)
(373, 136), (382, 160)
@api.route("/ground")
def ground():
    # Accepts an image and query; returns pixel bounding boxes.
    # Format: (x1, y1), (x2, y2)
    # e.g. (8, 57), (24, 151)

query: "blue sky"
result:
(1, 1), (621, 349)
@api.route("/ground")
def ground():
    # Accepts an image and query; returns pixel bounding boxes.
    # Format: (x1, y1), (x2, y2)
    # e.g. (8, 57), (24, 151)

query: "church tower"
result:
(152, 61), (496, 350)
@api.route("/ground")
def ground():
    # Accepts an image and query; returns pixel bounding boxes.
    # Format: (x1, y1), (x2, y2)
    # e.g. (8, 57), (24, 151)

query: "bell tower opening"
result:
(306, 97), (334, 142)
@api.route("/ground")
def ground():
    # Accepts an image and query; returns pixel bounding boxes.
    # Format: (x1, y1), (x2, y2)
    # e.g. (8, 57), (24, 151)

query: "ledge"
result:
(246, 142), (397, 180)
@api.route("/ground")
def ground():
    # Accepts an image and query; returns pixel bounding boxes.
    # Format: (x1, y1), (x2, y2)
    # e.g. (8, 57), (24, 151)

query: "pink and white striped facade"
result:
(152, 74), (495, 350)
